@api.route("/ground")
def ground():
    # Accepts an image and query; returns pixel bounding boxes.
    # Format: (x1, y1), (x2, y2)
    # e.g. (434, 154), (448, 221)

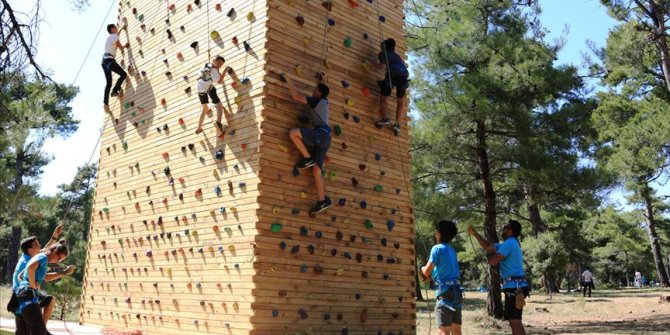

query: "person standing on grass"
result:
(102, 23), (127, 113)
(282, 71), (332, 215)
(420, 220), (463, 335)
(468, 220), (529, 335)
(12, 241), (72, 335)
(634, 271), (642, 288)
(10, 226), (73, 326)
(582, 268), (594, 297)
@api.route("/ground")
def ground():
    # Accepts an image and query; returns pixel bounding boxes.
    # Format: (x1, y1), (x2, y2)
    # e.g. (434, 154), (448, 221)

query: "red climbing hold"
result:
(162, 152), (169, 160)
(361, 87), (371, 97)
(347, 0), (359, 8)
(195, 188), (203, 197)
(178, 117), (185, 125)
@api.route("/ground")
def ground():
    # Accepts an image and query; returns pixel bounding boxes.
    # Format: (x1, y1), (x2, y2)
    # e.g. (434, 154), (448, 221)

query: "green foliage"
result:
(524, 232), (569, 287)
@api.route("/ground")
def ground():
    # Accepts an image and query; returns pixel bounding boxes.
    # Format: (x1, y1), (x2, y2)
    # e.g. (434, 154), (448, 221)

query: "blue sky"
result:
(17, 0), (621, 196)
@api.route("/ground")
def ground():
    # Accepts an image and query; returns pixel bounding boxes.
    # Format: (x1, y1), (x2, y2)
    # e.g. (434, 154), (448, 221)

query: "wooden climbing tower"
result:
(80, 0), (415, 334)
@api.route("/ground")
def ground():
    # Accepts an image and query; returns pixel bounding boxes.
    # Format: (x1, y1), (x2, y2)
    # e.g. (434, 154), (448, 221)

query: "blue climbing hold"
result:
(342, 80), (350, 88)
(300, 226), (308, 235)
(338, 198), (346, 206)
(379, 16), (386, 22)
(353, 115), (360, 123)
(272, 310), (279, 317)
(279, 241), (287, 250)
(292, 168), (300, 177)
(291, 208), (300, 215)
(375, 153), (382, 161)
(387, 220), (395, 231)
(300, 264), (308, 272)
(315, 231), (323, 238)
(391, 208), (397, 214)
(219, 207), (226, 213)
(215, 149), (223, 160)
(328, 18), (335, 26)
(381, 238), (387, 246)
(360, 200), (367, 209)
(215, 186), (222, 196)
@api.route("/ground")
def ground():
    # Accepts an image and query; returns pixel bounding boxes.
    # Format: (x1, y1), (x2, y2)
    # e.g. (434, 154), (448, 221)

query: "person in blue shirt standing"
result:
(468, 220), (529, 335)
(11, 225), (73, 327)
(420, 220), (463, 335)
(12, 241), (71, 335)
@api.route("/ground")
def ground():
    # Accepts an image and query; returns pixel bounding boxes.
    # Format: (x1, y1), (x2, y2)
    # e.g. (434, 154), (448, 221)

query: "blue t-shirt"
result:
(18, 253), (49, 287)
(306, 96), (329, 128)
(495, 237), (527, 289)
(12, 254), (31, 289)
(428, 243), (460, 296)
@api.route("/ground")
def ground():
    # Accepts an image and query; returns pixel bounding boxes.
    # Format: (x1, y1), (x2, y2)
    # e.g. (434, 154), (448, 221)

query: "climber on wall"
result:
(281, 71), (332, 215)
(102, 23), (127, 114)
(375, 38), (409, 134)
(195, 55), (231, 135)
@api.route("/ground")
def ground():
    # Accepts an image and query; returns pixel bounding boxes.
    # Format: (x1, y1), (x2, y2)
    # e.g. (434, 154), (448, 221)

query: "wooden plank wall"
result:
(254, 0), (416, 334)
(80, 0), (269, 334)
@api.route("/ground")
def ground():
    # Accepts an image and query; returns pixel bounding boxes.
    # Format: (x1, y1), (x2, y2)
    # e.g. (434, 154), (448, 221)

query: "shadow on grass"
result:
(531, 315), (670, 335)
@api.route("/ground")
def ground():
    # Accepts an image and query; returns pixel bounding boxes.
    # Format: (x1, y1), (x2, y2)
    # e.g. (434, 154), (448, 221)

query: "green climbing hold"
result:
(271, 222), (283, 233)
(138, 14), (144, 21)
(122, 141), (128, 150)
(124, 102), (130, 109)
(334, 125), (342, 136)
(364, 219), (374, 229)
(103, 208), (110, 213)
(138, 49), (144, 57)
(374, 184), (383, 192)
(131, 112), (137, 116)
(344, 37), (353, 48)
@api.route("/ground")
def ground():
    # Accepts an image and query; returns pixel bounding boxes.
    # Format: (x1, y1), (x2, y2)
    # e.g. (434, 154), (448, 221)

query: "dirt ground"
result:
(416, 288), (670, 335)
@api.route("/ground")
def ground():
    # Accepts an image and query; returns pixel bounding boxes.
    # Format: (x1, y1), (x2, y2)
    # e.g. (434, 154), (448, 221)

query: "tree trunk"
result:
(475, 120), (504, 319)
(524, 186), (546, 236)
(415, 268), (424, 301)
(646, 1), (670, 93)
(3, 226), (22, 283)
(641, 186), (669, 286)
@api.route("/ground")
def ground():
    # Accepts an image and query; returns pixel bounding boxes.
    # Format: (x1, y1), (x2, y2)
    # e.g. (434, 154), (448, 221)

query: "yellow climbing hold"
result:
(277, 144), (288, 152)
(228, 245), (235, 252)
(271, 265), (278, 271)
(272, 206), (280, 214)
(368, 136), (377, 144)
(336, 268), (344, 276)
(230, 207), (237, 212)
(324, 59), (332, 69)
(346, 98), (354, 107)
(295, 64), (303, 76)
(247, 12), (255, 21)
(328, 171), (337, 181)
(303, 37), (311, 47)
(210, 30), (220, 39)
(300, 192), (308, 199)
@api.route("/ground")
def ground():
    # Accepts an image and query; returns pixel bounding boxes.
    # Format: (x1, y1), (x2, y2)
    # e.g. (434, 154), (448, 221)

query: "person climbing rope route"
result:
(420, 220), (464, 335)
(195, 55), (231, 135)
(468, 220), (529, 335)
(102, 23), (127, 114)
(375, 38), (409, 134)
(281, 71), (332, 215)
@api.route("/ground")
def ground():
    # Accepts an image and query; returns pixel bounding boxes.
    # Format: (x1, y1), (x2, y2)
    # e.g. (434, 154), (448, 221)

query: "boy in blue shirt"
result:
(468, 220), (528, 335)
(420, 220), (463, 335)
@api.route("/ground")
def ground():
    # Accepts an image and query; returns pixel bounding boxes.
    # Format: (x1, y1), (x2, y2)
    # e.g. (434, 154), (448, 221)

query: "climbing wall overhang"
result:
(81, 1), (416, 334)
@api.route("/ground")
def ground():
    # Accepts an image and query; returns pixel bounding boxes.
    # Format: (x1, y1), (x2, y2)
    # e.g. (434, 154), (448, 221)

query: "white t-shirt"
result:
(197, 64), (221, 93)
(582, 270), (593, 282)
(104, 34), (119, 58)
(635, 271), (642, 280)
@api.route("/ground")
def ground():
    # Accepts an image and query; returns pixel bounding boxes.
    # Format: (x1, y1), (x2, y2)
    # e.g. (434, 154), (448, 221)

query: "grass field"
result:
(417, 288), (670, 334)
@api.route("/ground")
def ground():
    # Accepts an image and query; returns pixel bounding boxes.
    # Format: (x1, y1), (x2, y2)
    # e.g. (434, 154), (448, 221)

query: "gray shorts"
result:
(435, 304), (462, 327)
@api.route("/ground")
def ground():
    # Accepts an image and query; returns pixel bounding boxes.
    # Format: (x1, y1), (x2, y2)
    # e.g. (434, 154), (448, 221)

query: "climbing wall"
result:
(81, 1), (415, 334)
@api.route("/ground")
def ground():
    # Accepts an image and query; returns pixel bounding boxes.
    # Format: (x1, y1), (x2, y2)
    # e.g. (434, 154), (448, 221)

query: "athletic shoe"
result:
(295, 157), (316, 170)
(110, 89), (123, 97)
(375, 118), (391, 127)
(309, 198), (332, 215)
(215, 122), (227, 133)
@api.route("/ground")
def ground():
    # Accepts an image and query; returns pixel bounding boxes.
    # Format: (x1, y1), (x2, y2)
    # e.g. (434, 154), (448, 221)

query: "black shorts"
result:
(198, 86), (221, 104)
(300, 127), (331, 169)
(379, 73), (409, 98)
(504, 286), (530, 320)
(435, 305), (462, 327)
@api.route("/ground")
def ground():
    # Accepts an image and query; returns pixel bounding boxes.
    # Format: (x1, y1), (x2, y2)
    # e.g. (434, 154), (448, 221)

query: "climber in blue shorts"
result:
(421, 220), (464, 335)
(281, 71), (332, 215)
